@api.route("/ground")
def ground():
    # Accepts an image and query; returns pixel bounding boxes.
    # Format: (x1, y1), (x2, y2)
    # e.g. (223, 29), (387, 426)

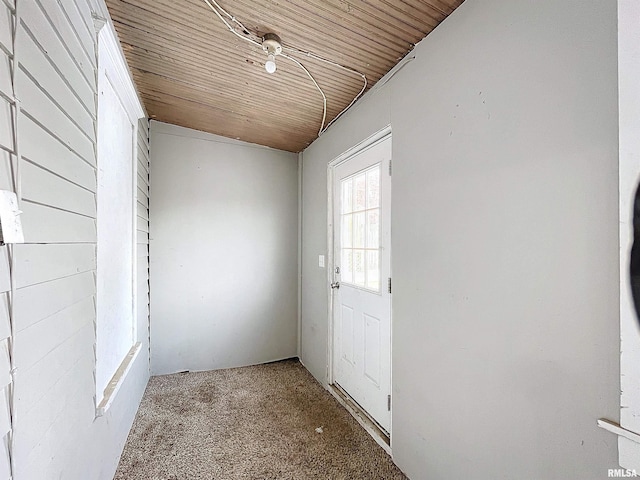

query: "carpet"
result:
(114, 358), (407, 479)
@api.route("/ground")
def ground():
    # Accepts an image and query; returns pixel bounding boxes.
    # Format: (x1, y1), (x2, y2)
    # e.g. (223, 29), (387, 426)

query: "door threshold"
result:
(328, 383), (391, 456)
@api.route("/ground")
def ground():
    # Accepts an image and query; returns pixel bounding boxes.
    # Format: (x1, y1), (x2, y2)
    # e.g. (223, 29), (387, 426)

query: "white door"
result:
(332, 136), (391, 433)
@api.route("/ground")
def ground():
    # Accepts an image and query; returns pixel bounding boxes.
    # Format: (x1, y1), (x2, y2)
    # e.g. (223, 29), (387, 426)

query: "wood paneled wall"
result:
(0, 0), (16, 477)
(0, 0), (150, 478)
(137, 117), (150, 361)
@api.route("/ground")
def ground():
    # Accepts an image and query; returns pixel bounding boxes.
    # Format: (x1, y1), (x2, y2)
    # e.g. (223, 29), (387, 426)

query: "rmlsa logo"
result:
(609, 469), (639, 477)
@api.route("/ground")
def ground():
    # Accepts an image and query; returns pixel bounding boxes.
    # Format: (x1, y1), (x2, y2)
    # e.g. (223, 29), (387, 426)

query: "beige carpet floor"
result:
(115, 358), (407, 480)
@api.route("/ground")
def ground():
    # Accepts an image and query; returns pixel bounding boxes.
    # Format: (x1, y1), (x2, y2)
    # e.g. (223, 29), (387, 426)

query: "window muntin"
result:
(340, 164), (381, 292)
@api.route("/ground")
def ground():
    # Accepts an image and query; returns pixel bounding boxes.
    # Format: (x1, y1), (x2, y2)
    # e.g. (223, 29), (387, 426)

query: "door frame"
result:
(326, 125), (392, 453)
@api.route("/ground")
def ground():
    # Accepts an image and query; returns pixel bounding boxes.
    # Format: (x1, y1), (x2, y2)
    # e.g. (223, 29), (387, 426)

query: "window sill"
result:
(96, 342), (142, 417)
(598, 419), (640, 444)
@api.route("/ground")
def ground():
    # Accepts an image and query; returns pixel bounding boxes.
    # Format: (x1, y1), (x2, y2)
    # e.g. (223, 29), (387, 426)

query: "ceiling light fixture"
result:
(202, 0), (367, 136)
(262, 33), (282, 74)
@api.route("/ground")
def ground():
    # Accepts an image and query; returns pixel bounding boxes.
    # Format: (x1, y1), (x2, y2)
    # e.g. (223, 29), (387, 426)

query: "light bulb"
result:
(265, 54), (276, 74)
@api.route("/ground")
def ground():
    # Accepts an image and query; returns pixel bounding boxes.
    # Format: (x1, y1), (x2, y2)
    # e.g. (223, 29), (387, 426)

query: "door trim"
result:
(326, 125), (392, 449)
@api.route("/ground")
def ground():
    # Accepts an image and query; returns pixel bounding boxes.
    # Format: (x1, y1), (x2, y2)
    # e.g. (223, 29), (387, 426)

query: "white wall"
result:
(0, 1), (150, 478)
(617, 0), (640, 470)
(300, 0), (620, 478)
(150, 122), (298, 375)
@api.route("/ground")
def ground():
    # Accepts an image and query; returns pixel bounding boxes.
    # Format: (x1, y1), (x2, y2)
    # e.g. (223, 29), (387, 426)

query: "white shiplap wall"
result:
(0, 0), (150, 478)
(0, 0), (17, 478)
(137, 117), (150, 362)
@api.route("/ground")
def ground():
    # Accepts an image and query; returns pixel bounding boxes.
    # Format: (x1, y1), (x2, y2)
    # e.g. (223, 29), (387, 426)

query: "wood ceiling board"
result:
(110, 0), (396, 103)
(109, 1), (395, 80)
(106, 0), (464, 151)
(134, 76), (326, 130)
(111, 7), (372, 114)
(143, 95), (317, 143)
(226, 0), (416, 71)
(118, 30), (367, 128)
(132, 71), (345, 125)
(128, 58), (363, 116)
(118, 34), (365, 99)
(144, 97), (312, 152)
(233, 0), (425, 47)
(379, 0), (447, 22)
(125, 44), (349, 117)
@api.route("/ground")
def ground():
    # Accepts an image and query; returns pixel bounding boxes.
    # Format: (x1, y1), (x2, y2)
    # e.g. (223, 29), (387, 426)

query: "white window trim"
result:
(94, 17), (144, 417)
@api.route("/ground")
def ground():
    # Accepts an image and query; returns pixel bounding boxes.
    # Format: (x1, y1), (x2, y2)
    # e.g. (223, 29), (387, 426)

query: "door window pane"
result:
(342, 214), (353, 248)
(354, 249), (365, 286)
(354, 173), (366, 211)
(353, 212), (365, 248)
(339, 163), (382, 292)
(367, 251), (380, 290)
(367, 210), (379, 249)
(342, 178), (353, 214)
(342, 249), (353, 283)
(367, 168), (380, 209)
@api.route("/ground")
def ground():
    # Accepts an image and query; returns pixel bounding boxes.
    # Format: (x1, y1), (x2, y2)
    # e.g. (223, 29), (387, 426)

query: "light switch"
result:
(318, 255), (325, 268)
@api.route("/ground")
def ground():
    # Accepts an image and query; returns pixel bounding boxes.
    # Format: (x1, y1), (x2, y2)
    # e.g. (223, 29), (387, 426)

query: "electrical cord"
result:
(202, 0), (261, 48)
(204, 0), (261, 43)
(280, 53), (327, 135)
(281, 45), (367, 133)
(202, 0), (368, 137)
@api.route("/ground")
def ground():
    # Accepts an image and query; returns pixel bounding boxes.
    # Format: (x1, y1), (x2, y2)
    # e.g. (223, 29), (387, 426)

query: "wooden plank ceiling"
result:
(106, 0), (464, 152)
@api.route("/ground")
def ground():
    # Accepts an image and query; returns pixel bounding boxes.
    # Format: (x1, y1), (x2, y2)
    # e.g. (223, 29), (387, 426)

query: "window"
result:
(340, 165), (381, 291)
(94, 23), (144, 415)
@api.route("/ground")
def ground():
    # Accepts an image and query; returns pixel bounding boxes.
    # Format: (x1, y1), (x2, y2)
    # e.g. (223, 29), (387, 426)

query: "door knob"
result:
(331, 282), (340, 289)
